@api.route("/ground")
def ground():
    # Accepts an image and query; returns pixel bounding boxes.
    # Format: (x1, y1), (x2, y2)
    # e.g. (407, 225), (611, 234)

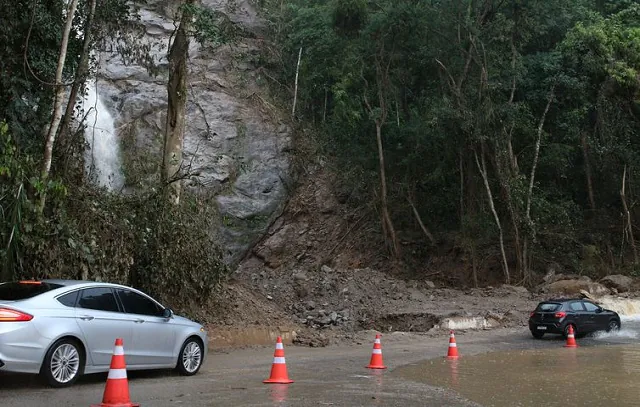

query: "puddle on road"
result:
(395, 344), (640, 406)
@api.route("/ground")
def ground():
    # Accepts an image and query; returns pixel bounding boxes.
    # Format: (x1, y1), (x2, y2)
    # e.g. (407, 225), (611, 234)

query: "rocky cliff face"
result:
(96, 0), (291, 264)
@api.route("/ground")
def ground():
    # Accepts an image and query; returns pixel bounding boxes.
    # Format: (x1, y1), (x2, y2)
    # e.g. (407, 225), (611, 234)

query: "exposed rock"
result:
(546, 279), (610, 297)
(293, 270), (308, 282)
(321, 265), (333, 273)
(425, 281), (436, 289)
(408, 288), (429, 302)
(100, 0), (290, 266)
(254, 224), (298, 267)
(600, 275), (633, 293)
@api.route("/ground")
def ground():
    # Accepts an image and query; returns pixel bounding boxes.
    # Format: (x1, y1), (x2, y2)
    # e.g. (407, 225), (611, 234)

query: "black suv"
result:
(529, 298), (621, 339)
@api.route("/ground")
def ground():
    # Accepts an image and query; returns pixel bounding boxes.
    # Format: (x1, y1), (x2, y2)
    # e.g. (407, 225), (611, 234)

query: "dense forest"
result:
(260, 0), (640, 285)
(1, 0), (640, 301)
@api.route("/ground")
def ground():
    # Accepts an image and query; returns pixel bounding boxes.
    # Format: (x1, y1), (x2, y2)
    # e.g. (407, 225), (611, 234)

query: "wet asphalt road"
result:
(0, 326), (636, 406)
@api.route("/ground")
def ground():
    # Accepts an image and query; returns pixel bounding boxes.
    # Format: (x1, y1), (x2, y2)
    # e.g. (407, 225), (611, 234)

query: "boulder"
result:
(546, 279), (610, 297)
(600, 275), (633, 293)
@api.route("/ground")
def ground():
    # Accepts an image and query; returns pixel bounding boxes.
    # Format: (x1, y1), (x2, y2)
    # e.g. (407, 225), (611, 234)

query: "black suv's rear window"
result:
(536, 302), (561, 312)
(0, 282), (63, 300)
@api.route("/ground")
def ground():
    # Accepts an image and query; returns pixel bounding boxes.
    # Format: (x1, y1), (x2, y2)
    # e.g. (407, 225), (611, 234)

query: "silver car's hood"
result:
(173, 315), (200, 327)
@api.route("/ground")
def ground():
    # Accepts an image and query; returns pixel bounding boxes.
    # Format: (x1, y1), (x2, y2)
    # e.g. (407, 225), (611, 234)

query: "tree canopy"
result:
(265, 0), (640, 284)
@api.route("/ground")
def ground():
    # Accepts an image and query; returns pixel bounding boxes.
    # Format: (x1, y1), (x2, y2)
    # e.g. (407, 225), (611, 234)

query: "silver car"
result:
(0, 279), (207, 387)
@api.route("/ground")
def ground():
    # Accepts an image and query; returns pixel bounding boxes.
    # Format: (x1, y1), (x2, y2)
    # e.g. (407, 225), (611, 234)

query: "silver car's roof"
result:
(41, 279), (131, 289)
(41, 279), (93, 286)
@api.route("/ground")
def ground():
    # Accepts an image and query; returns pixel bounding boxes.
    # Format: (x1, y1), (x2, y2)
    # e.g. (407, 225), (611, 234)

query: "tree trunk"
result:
(471, 241), (478, 288)
(522, 89), (554, 283)
(621, 165), (638, 265)
(581, 132), (596, 211)
(475, 147), (510, 284)
(59, 0), (97, 143)
(291, 46), (302, 119)
(38, 0), (80, 213)
(408, 196), (436, 246)
(459, 149), (464, 227)
(162, 3), (192, 205)
(376, 122), (400, 257)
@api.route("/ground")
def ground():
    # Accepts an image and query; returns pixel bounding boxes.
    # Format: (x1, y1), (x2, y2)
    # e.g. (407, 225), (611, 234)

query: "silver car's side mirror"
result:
(163, 308), (174, 319)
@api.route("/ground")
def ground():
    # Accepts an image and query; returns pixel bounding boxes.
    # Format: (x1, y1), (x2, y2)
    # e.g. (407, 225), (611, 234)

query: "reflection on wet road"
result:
(395, 322), (640, 406)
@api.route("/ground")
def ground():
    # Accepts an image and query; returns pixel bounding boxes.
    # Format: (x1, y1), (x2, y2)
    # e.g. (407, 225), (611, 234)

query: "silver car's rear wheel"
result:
(177, 337), (203, 376)
(41, 338), (84, 387)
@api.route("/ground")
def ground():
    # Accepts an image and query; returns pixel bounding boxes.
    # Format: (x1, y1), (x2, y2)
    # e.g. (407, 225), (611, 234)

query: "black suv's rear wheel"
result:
(531, 330), (544, 339)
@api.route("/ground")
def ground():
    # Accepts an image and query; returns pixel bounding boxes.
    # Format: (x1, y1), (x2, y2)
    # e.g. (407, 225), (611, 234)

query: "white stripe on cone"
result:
(107, 368), (128, 380)
(449, 343), (457, 347)
(372, 349), (382, 354)
(273, 357), (286, 364)
(276, 343), (284, 350)
(374, 339), (380, 344)
(113, 346), (124, 356)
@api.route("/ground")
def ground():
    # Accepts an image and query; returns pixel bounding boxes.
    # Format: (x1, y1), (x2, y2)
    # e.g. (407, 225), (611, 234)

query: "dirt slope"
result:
(207, 167), (543, 347)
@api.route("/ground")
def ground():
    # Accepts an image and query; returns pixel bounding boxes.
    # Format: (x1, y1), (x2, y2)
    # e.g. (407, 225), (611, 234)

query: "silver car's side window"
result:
(116, 289), (164, 317)
(77, 287), (121, 313)
(57, 290), (79, 307)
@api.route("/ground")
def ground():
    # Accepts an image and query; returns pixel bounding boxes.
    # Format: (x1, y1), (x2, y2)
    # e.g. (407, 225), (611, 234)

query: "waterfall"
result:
(81, 79), (124, 191)
(596, 296), (640, 321)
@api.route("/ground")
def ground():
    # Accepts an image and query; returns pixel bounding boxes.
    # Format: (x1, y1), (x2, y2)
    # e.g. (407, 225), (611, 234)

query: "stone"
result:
(321, 265), (333, 273)
(425, 281), (436, 289)
(293, 271), (308, 282)
(329, 311), (338, 322)
(600, 275), (633, 293)
(408, 288), (428, 302)
(305, 301), (316, 310)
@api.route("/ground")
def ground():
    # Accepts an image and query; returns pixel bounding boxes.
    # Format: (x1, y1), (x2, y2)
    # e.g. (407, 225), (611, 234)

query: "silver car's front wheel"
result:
(41, 339), (84, 387)
(177, 338), (203, 376)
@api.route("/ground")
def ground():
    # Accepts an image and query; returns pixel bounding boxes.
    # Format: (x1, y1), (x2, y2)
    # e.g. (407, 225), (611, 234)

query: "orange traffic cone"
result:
(564, 325), (578, 348)
(366, 333), (387, 369)
(446, 330), (459, 359)
(263, 336), (294, 384)
(91, 338), (139, 407)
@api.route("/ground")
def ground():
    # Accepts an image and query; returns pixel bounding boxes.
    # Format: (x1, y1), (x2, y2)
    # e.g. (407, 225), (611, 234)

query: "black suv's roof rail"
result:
(545, 298), (583, 302)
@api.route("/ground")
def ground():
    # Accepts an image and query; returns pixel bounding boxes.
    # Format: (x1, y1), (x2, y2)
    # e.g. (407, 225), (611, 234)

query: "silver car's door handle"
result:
(79, 315), (94, 321)
(134, 319), (145, 323)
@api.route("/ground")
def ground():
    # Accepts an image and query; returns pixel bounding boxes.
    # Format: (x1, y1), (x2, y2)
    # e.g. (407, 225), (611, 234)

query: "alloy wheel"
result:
(182, 341), (202, 373)
(50, 343), (80, 384)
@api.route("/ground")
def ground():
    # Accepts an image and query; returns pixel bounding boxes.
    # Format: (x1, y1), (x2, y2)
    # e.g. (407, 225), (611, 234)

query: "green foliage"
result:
(331, 0), (368, 36)
(261, 0), (640, 284)
(0, 120), (228, 314)
(185, 3), (240, 47)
